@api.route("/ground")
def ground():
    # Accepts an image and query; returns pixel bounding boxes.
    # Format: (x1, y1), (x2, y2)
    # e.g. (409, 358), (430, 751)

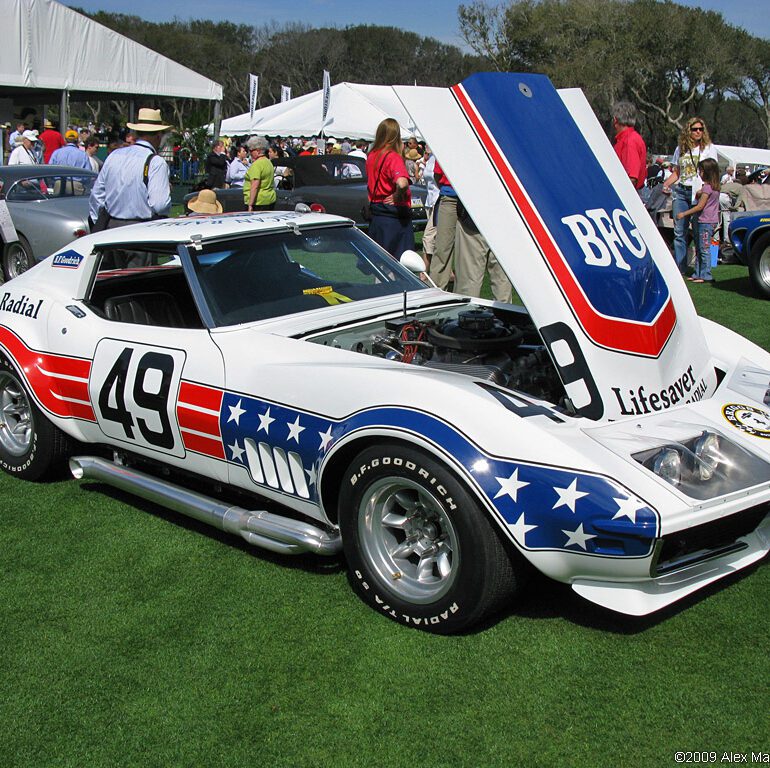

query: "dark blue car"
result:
(728, 210), (770, 298)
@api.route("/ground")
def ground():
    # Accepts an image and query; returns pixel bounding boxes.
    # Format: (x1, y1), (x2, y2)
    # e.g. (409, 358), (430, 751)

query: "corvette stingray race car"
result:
(1, 74), (769, 634)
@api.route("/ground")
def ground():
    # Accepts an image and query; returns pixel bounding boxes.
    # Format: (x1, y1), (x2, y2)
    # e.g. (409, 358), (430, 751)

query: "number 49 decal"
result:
(90, 339), (187, 457)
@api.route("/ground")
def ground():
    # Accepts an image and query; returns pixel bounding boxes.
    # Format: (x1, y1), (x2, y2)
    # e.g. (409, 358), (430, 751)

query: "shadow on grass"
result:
(479, 556), (769, 635)
(710, 274), (755, 299)
(79, 481), (345, 576)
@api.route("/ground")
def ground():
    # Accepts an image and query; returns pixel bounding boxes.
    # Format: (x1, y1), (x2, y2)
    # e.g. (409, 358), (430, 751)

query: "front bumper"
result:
(571, 507), (770, 615)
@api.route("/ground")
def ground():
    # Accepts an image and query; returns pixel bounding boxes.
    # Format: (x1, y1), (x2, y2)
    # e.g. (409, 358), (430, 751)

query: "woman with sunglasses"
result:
(661, 117), (718, 274)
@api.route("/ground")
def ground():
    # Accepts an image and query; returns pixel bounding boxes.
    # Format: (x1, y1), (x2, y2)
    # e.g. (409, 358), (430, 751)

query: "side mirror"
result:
(399, 249), (437, 288)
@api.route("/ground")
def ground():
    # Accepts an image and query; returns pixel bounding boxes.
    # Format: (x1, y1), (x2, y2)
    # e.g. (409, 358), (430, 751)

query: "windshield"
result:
(188, 225), (426, 326)
(6, 173), (95, 202)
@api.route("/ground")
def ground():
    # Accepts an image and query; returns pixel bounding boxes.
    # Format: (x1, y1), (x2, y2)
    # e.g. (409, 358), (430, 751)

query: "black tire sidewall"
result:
(339, 443), (506, 633)
(0, 357), (55, 480)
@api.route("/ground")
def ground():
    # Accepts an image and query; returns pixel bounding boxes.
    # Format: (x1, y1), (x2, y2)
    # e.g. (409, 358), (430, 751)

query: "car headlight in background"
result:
(634, 430), (770, 500)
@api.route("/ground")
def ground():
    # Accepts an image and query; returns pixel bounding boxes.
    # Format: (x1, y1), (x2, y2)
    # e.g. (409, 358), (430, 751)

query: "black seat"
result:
(103, 292), (185, 327)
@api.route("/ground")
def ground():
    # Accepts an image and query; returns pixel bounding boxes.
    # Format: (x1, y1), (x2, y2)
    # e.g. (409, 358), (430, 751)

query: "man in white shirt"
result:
(8, 131), (39, 165)
(89, 108), (171, 230)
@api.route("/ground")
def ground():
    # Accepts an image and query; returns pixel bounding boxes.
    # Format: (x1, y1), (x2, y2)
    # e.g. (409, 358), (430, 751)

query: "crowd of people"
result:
(4, 103), (770, 300)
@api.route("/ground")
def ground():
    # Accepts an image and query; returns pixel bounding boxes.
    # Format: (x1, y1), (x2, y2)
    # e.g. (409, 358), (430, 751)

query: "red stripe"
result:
(37, 354), (91, 378)
(451, 84), (675, 357)
(176, 405), (221, 436)
(48, 378), (90, 403)
(178, 381), (223, 411)
(0, 326), (95, 421)
(182, 431), (225, 459)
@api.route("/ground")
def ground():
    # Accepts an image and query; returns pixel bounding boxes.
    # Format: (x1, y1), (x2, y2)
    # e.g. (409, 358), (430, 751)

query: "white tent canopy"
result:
(1, 0), (222, 101)
(715, 144), (770, 172)
(218, 82), (420, 140)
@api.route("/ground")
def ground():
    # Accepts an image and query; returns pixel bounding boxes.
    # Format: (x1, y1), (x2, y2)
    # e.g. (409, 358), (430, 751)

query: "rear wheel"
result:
(3, 235), (35, 281)
(339, 444), (519, 633)
(749, 232), (770, 300)
(0, 357), (70, 480)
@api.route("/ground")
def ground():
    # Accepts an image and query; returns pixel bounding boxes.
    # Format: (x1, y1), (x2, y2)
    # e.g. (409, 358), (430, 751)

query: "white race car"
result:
(1, 74), (768, 633)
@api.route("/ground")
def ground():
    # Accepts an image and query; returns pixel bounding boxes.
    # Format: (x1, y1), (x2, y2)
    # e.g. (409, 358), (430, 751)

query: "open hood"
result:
(395, 73), (717, 420)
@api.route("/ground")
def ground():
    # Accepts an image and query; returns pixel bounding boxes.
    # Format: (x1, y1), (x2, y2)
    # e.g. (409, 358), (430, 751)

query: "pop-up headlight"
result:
(634, 430), (770, 500)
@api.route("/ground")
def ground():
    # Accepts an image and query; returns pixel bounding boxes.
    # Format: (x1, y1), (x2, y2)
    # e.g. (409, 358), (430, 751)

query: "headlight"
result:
(653, 448), (681, 486)
(634, 430), (770, 499)
(694, 432), (720, 481)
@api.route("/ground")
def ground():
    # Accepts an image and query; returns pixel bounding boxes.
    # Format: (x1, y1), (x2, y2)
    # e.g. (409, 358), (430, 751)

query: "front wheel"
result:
(339, 444), (519, 633)
(3, 235), (36, 281)
(0, 357), (70, 480)
(749, 232), (770, 300)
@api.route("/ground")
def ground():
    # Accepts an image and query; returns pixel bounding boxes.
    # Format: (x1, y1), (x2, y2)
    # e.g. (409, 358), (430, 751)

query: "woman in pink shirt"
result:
(365, 118), (414, 258)
(676, 158), (720, 283)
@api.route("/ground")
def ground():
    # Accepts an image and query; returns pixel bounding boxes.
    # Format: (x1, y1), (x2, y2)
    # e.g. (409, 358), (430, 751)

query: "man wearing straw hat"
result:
(89, 107), (172, 232)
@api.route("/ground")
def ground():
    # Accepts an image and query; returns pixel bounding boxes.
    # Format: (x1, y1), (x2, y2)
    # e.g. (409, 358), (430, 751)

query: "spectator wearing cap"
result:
(39, 119), (66, 163)
(50, 129), (92, 170)
(8, 130), (40, 165)
(89, 107), (172, 230)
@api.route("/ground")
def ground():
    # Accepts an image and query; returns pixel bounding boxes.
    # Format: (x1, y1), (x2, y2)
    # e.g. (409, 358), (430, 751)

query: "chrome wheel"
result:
(358, 477), (459, 604)
(0, 371), (33, 456)
(3, 238), (35, 280)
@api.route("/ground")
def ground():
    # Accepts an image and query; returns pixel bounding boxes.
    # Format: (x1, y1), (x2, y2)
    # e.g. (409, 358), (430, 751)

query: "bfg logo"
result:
(561, 207), (647, 271)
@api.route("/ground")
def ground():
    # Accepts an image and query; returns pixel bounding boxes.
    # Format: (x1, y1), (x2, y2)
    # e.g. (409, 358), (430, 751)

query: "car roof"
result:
(82, 210), (351, 247)
(0, 164), (98, 181)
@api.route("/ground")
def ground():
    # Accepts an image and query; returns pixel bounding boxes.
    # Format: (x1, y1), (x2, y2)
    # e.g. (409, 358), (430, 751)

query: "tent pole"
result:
(60, 89), (69, 131)
(213, 100), (222, 141)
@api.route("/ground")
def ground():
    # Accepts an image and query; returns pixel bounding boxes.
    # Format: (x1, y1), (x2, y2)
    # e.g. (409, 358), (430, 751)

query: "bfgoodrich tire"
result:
(339, 443), (519, 633)
(0, 357), (70, 480)
(749, 232), (770, 300)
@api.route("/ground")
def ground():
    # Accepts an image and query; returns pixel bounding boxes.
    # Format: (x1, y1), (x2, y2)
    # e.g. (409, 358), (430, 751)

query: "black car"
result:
(183, 154), (428, 229)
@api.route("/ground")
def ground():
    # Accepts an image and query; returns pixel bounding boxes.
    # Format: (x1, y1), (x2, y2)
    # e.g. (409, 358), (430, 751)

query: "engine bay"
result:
(306, 302), (568, 408)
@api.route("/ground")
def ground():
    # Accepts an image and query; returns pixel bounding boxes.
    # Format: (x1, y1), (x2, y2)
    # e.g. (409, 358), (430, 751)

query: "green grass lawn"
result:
(1, 264), (768, 768)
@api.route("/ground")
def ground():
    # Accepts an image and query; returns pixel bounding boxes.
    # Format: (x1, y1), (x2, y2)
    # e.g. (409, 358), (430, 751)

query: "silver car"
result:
(0, 164), (96, 282)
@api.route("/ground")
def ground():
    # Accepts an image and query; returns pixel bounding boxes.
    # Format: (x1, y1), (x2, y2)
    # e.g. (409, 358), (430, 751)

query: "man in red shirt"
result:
(612, 102), (647, 192)
(39, 119), (66, 163)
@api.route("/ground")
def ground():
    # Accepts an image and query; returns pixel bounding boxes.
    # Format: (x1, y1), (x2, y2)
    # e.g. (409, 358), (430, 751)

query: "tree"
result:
(458, 0), (768, 150)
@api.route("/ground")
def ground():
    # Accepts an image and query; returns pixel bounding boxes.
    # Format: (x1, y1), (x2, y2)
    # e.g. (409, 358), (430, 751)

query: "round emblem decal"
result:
(722, 403), (770, 439)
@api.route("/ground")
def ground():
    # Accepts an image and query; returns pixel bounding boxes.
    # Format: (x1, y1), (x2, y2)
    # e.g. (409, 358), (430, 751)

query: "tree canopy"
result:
(458, 0), (770, 149)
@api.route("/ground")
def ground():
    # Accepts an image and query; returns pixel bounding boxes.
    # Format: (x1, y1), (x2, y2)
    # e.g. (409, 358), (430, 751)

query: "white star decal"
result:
(227, 399), (246, 425)
(228, 439), (246, 463)
(318, 425), (334, 451)
(257, 407), (275, 434)
(612, 496), (644, 524)
(562, 523), (597, 550)
(305, 463), (318, 487)
(552, 478), (588, 512)
(494, 468), (529, 502)
(287, 414), (305, 443)
(509, 512), (537, 546)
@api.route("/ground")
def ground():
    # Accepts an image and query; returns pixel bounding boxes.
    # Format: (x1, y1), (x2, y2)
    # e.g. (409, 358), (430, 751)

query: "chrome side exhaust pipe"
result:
(69, 456), (341, 556)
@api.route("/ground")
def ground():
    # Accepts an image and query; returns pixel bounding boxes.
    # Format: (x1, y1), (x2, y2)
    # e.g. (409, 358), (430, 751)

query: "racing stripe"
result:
(177, 380), (224, 459)
(0, 326), (95, 421)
